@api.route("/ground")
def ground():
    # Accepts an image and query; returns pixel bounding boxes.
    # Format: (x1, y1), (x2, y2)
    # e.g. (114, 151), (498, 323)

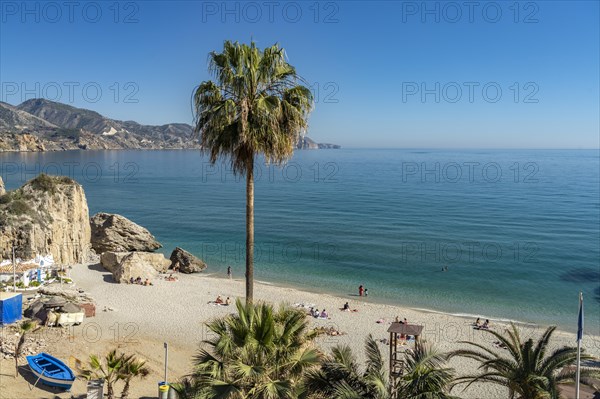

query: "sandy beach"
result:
(1, 263), (599, 399)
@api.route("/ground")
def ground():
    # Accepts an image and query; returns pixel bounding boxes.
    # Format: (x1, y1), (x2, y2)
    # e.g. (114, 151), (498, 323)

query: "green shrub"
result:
(29, 174), (74, 194)
(30, 174), (57, 193)
(8, 200), (32, 216)
(0, 190), (24, 205)
(29, 281), (41, 287)
(52, 128), (81, 140)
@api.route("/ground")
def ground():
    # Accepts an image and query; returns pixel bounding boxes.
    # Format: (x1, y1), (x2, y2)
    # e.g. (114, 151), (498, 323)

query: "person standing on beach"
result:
(359, 285), (364, 297)
(227, 266), (232, 279)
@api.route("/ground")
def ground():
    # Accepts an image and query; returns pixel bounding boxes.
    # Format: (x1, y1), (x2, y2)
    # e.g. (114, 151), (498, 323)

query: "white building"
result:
(0, 255), (55, 287)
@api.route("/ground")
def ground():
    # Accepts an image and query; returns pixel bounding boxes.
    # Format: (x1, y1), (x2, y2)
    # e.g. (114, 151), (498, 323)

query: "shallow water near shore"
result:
(1, 148), (598, 333)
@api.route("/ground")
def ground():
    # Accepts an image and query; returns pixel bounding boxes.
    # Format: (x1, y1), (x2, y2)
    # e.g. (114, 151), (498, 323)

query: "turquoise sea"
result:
(1, 149), (598, 333)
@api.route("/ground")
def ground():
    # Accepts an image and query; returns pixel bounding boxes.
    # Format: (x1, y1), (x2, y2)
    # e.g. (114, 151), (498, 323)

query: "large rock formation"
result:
(0, 176), (5, 196)
(100, 251), (129, 273)
(112, 252), (159, 283)
(101, 251), (170, 274)
(0, 174), (91, 264)
(169, 247), (207, 274)
(90, 213), (162, 254)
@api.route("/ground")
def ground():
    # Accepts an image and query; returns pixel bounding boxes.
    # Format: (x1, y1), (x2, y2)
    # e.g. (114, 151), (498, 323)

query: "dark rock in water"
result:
(90, 212), (162, 253)
(169, 247), (207, 274)
(559, 267), (600, 283)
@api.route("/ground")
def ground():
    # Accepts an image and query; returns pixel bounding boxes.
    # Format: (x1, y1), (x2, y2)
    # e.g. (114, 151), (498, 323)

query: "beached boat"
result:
(26, 353), (76, 390)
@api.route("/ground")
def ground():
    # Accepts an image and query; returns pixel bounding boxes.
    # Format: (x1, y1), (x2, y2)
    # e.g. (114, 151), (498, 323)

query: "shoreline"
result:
(207, 273), (583, 335)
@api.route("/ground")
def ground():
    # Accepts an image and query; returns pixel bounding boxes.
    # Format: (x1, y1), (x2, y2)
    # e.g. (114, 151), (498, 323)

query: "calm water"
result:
(1, 149), (598, 333)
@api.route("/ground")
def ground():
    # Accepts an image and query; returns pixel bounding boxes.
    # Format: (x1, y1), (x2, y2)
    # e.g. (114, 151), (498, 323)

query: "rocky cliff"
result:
(0, 174), (91, 264)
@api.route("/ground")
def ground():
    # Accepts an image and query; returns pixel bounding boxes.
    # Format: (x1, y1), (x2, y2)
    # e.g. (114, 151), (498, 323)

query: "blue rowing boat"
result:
(26, 353), (76, 390)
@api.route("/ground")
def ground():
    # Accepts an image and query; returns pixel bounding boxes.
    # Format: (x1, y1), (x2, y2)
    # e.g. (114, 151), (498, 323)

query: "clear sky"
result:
(1, 1), (599, 148)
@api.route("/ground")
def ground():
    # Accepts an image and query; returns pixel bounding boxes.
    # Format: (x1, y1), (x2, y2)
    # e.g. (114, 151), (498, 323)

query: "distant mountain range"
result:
(0, 98), (339, 151)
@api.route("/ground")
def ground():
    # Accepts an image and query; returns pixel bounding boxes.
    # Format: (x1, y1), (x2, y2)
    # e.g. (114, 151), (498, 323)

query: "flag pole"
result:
(575, 291), (583, 399)
(164, 342), (168, 384)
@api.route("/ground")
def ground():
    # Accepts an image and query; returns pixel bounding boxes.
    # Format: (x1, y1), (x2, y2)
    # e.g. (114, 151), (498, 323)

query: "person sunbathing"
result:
(473, 317), (481, 327)
(215, 295), (224, 304)
(225, 297), (231, 306)
(343, 302), (350, 311)
(320, 309), (328, 319)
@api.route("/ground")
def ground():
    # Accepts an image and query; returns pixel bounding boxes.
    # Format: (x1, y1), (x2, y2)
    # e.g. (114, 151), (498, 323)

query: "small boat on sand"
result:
(26, 352), (76, 390)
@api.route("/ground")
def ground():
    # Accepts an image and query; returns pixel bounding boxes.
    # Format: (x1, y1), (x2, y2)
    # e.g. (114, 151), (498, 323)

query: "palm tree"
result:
(395, 342), (458, 399)
(449, 324), (600, 398)
(190, 299), (321, 398)
(193, 40), (314, 304)
(305, 336), (456, 399)
(119, 355), (150, 399)
(171, 377), (200, 399)
(14, 320), (41, 377)
(304, 335), (388, 399)
(79, 349), (125, 399)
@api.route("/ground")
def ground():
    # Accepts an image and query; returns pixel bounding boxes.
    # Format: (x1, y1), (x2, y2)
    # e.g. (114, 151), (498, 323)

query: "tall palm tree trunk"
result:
(245, 154), (255, 304)
(107, 382), (114, 399)
(14, 335), (25, 377)
(121, 379), (131, 399)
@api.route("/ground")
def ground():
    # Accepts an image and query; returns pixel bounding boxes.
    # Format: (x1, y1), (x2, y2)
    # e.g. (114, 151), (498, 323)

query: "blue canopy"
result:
(0, 292), (22, 325)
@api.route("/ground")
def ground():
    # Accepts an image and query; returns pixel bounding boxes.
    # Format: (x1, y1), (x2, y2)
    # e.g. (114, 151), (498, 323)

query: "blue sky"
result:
(1, 1), (598, 148)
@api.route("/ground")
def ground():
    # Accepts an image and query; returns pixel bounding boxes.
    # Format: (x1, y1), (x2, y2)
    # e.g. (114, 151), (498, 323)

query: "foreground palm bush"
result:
(396, 342), (458, 399)
(190, 299), (321, 398)
(78, 349), (149, 399)
(119, 354), (150, 399)
(449, 324), (600, 399)
(304, 335), (456, 399)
